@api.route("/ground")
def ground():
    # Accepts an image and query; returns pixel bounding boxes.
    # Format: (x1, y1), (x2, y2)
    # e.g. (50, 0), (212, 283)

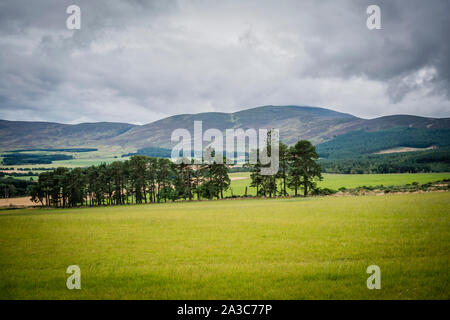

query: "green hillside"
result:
(316, 128), (450, 173)
(316, 128), (450, 159)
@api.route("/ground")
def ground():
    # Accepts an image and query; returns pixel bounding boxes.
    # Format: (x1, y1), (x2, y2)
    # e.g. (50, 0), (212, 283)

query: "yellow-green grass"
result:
(0, 192), (448, 299)
(2, 175), (36, 181)
(50, 157), (130, 167)
(227, 172), (450, 196)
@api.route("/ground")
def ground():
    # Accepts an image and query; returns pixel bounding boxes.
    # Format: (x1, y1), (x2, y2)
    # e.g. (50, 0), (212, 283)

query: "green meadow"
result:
(50, 157), (131, 168)
(227, 172), (450, 196)
(2, 175), (36, 181)
(0, 192), (448, 299)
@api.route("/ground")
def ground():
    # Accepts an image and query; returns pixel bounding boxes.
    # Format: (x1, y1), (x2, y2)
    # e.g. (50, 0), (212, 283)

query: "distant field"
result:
(373, 146), (437, 154)
(0, 149), (129, 170)
(227, 172), (450, 196)
(0, 192), (448, 299)
(4, 157), (131, 169)
(0, 197), (34, 207)
(50, 157), (130, 167)
(2, 175), (36, 181)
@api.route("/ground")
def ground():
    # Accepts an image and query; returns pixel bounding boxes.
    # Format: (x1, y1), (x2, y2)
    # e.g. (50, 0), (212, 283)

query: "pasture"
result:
(227, 172), (450, 196)
(0, 149), (130, 170)
(0, 192), (448, 299)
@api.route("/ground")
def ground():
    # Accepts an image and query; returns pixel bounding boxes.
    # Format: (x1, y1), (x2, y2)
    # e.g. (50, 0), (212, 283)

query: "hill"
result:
(316, 127), (450, 159)
(0, 120), (137, 151)
(1, 106), (449, 154)
(316, 127), (450, 173)
(108, 105), (360, 148)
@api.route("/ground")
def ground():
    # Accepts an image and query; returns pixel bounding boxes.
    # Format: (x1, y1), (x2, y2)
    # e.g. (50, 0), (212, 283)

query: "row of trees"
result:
(0, 177), (35, 198)
(319, 147), (450, 174)
(30, 156), (231, 208)
(247, 140), (322, 197)
(30, 140), (322, 208)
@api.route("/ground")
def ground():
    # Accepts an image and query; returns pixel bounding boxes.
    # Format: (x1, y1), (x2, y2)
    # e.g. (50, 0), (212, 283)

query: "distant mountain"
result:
(0, 120), (136, 151)
(108, 105), (359, 148)
(339, 115), (450, 132)
(1, 105), (449, 152)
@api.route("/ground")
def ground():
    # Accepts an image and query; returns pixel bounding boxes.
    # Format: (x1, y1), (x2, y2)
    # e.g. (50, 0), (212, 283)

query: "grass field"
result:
(2, 175), (36, 181)
(0, 149), (130, 170)
(0, 157), (131, 170)
(50, 157), (131, 167)
(227, 172), (450, 196)
(0, 192), (448, 299)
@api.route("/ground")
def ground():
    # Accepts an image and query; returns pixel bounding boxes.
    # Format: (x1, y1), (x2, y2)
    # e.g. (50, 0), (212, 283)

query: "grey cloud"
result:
(297, 0), (450, 101)
(0, 0), (449, 124)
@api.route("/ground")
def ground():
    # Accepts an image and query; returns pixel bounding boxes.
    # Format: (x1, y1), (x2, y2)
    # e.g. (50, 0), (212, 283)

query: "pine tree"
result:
(288, 140), (322, 196)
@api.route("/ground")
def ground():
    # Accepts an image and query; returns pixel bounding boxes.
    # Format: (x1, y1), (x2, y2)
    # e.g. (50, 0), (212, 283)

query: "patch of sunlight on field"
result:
(0, 192), (448, 299)
(3, 176), (36, 182)
(227, 172), (450, 196)
(51, 157), (130, 167)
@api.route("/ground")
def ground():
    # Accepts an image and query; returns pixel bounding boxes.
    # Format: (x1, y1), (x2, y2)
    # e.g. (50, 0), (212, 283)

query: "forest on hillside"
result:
(316, 128), (450, 173)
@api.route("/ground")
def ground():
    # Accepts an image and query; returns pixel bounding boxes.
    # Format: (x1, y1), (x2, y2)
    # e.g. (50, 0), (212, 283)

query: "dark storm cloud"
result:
(299, 0), (450, 102)
(0, 0), (449, 124)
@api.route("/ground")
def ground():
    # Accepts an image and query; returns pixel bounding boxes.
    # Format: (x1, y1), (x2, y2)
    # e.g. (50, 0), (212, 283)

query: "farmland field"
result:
(0, 149), (130, 170)
(227, 172), (450, 196)
(50, 157), (130, 167)
(1, 175), (36, 181)
(0, 192), (448, 299)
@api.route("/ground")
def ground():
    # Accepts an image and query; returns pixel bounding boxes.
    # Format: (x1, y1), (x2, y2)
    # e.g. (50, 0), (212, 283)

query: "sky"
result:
(0, 0), (449, 124)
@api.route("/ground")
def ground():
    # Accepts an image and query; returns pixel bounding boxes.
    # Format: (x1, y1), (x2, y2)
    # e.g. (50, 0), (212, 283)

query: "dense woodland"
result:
(1, 153), (73, 165)
(29, 140), (322, 208)
(316, 128), (450, 173)
(316, 128), (450, 158)
(319, 147), (450, 174)
(1, 149), (97, 165)
(7, 148), (98, 153)
(122, 147), (172, 158)
(0, 177), (35, 198)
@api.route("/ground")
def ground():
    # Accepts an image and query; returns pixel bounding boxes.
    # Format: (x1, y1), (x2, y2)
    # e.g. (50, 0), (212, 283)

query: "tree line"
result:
(319, 147), (450, 174)
(0, 177), (35, 198)
(30, 140), (322, 208)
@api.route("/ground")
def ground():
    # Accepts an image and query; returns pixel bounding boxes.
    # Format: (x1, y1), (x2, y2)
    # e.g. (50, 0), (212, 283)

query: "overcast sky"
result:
(0, 0), (449, 124)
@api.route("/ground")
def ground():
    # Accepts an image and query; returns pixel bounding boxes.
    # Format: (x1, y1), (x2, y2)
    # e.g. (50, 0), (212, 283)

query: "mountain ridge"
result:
(1, 105), (449, 152)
